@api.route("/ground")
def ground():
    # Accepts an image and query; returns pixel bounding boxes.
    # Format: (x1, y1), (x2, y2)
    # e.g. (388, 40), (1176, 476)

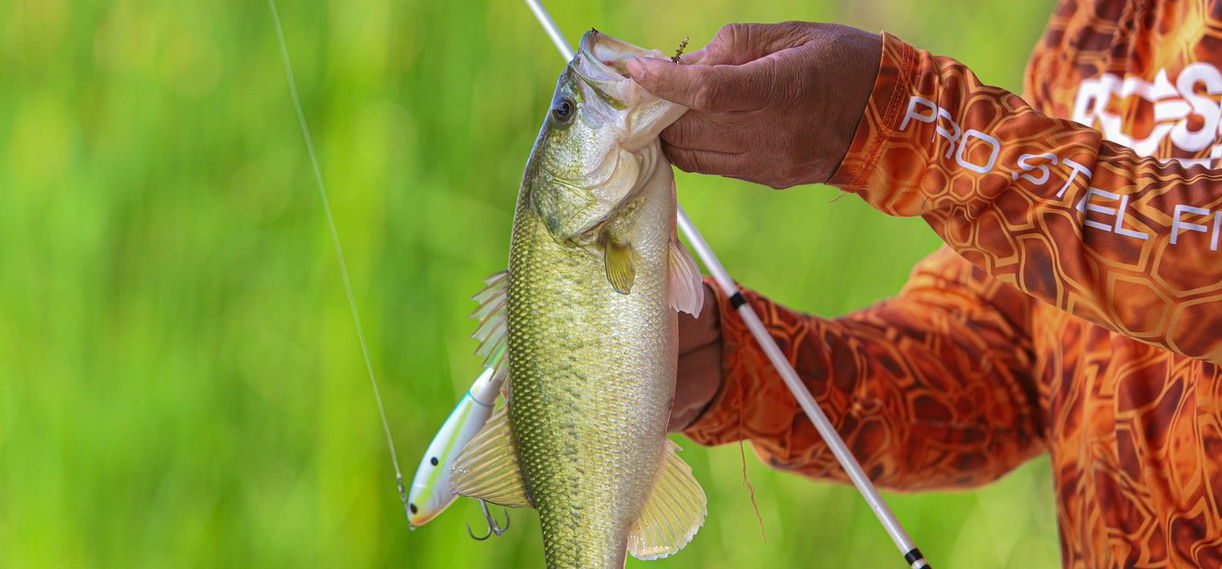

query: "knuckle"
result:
(630, 60), (650, 83)
(691, 86), (714, 112)
(690, 77), (723, 111)
(758, 57), (786, 98)
(773, 21), (819, 48)
(663, 117), (693, 146)
(671, 148), (707, 174)
(715, 23), (746, 43)
(687, 151), (708, 173)
(714, 23), (754, 53)
(664, 146), (695, 172)
(777, 20), (810, 34)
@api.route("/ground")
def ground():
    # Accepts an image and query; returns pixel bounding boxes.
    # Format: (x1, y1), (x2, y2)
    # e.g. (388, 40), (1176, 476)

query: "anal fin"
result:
(628, 440), (707, 560)
(451, 407), (532, 508)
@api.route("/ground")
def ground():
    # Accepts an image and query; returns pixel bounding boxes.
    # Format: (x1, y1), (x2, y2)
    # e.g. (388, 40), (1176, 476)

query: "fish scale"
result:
(506, 185), (675, 569)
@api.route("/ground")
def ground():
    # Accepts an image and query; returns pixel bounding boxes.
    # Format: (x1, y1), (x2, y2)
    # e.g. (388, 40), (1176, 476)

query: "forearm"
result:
(831, 33), (1222, 363)
(684, 252), (1044, 490)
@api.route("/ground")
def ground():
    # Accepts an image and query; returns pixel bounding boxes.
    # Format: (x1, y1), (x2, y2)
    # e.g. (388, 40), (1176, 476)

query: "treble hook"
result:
(466, 500), (511, 540)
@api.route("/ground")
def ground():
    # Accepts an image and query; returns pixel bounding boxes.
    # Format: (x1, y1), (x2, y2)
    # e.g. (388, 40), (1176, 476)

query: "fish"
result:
(450, 29), (708, 568)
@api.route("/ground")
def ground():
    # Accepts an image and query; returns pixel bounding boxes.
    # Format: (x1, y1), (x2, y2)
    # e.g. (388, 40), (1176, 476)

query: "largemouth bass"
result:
(452, 30), (707, 568)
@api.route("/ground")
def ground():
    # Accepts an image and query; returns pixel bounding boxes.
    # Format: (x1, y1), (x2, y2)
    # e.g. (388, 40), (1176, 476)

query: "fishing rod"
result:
(523, 2), (932, 568)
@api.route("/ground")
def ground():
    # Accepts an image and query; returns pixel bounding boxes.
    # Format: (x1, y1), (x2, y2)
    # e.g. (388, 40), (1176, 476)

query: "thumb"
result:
(626, 57), (691, 104)
(626, 57), (756, 112)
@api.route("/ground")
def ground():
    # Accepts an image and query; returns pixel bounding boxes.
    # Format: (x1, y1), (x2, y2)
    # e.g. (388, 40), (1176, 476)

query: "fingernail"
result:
(626, 58), (647, 79)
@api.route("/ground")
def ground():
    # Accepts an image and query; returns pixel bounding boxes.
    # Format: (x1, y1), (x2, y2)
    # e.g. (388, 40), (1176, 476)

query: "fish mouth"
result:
(578, 29), (660, 77)
(566, 29), (687, 152)
(571, 29), (667, 92)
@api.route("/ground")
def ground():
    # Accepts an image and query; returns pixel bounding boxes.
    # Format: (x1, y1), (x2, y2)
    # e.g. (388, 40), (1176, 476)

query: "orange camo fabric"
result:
(683, 2), (1222, 567)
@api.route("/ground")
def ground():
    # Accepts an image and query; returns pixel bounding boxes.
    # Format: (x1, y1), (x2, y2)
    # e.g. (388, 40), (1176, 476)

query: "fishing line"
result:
(267, 0), (412, 525)
(737, 440), (767, 543)
(522, 1), (932, 567)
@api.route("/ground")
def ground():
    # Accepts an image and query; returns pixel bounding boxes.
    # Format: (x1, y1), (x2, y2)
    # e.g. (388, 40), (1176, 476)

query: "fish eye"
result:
(551, 98), (575, 123)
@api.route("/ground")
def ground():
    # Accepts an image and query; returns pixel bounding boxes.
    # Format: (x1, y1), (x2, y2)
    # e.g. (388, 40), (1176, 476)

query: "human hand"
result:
(627, 22), (882, 188)
(669, 284), (722, 432)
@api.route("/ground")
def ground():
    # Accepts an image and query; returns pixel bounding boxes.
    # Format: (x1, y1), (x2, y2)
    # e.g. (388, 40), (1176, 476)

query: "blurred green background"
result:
(1, 0), (1062, 567)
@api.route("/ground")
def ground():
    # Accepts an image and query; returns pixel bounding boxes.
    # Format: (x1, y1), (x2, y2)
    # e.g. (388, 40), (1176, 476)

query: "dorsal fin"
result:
(627, 440), (707, 559)
(469, 270), (509, 378)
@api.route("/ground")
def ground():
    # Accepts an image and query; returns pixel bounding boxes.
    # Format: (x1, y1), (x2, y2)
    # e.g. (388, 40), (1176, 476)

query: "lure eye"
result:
(551, 98), (575, 123)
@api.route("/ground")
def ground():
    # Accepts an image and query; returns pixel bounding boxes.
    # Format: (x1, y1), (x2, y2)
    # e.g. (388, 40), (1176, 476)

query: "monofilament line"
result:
(267, 0), (412, 524)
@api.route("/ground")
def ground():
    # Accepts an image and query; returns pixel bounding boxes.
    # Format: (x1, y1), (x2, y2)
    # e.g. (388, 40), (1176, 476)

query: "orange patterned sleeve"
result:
(683, 248), (1044, 490)
(829, 33), (1222, 363)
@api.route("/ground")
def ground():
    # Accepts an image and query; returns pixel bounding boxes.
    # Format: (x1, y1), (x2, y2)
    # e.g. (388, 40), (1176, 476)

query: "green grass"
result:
(1, 0), (1060, 567)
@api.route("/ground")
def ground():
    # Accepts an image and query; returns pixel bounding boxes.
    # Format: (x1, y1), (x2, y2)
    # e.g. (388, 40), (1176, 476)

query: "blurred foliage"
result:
(0, 0), (1061, 567)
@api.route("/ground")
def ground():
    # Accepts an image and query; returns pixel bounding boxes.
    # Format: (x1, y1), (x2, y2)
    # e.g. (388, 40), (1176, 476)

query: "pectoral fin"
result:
(602, 233), (637, 294)
(627, 440), (707, 560)
(667, 236), (704, 316)
(451, 407), (532, 508)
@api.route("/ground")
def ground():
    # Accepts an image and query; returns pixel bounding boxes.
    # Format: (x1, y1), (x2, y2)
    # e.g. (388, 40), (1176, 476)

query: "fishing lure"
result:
(408, 271), (511, 529)
(407, 366), (505, 528)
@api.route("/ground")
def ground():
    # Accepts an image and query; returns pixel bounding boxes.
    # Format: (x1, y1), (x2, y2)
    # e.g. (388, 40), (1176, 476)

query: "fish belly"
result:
(506, 196), (676, 569)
